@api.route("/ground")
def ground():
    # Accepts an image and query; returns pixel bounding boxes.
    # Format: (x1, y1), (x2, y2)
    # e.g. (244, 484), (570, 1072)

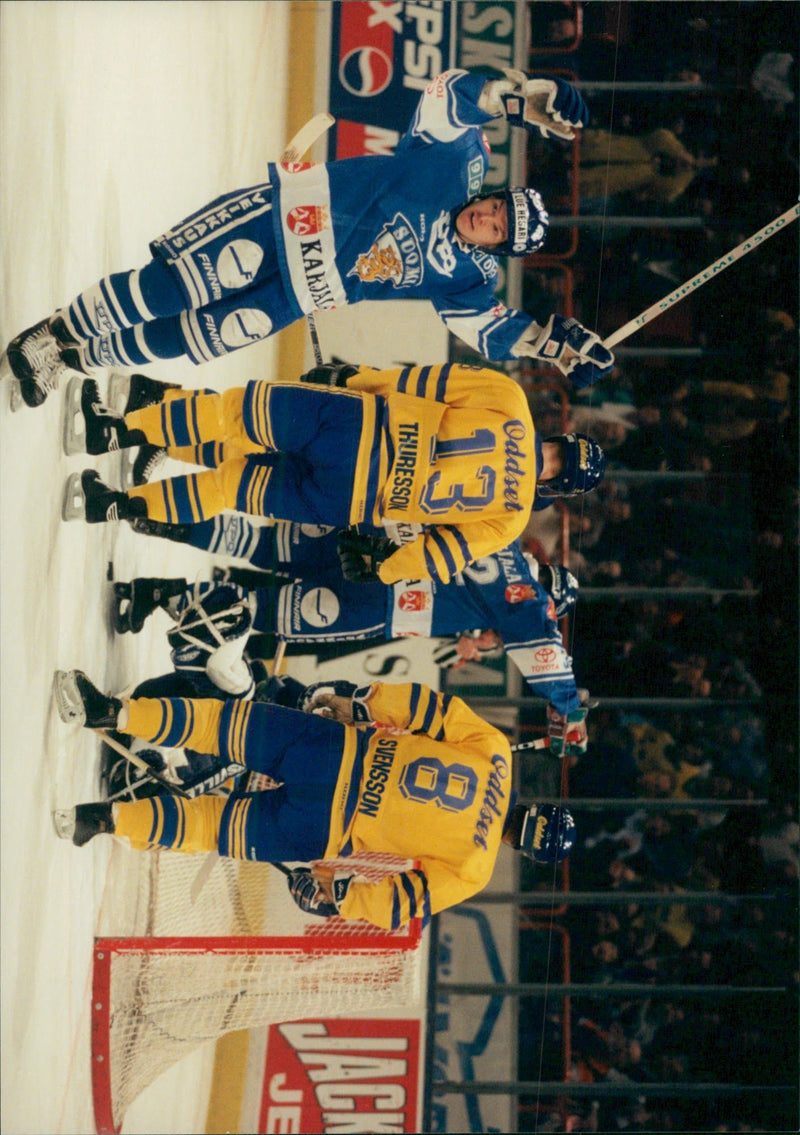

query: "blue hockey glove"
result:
(300, 363), (359, 388)
(337, 529), (394, 583)
(492, 71), (589, 140)
(531, 315), (614, 388)
(287, 868), (352, 918)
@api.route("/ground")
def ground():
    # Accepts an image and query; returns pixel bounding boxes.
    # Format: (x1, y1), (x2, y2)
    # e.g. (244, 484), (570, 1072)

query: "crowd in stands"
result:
(509, 4), (798, 1130)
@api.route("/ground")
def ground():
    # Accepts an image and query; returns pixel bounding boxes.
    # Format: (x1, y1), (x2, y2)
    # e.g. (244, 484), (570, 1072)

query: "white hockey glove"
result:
(480, 70), (589, 140)
(287, 867), (352, 918)
(518, 315), (614, 388)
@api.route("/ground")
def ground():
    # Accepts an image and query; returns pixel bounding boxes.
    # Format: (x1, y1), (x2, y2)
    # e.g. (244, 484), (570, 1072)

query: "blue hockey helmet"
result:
(498, 187), (549, 256)
(519, 804), (576, 864)
(539, 564), (580, 618)
(538, 433), (606, 498)
(460, 187), (548, 256)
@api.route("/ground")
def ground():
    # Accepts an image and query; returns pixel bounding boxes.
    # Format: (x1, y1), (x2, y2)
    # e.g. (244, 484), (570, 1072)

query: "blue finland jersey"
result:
(267, 69), (546, 361)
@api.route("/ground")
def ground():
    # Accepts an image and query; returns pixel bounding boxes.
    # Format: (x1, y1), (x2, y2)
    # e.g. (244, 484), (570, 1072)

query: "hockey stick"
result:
(604, 202), (800, 350)
(95, 728), (191, 798)
(511, 737), (551, 754)
(190, 851), (292, 905)
(270, 638), (288, 677)
(280, 112), (334, 367)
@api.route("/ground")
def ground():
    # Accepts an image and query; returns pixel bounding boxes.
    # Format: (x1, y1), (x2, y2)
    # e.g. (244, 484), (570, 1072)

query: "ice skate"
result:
(2, 318), (69, 410)
(112, 577), (186, 633)
(62, 375), (144, 456)
(53, 669), (122, 728)
(108, 371), (181, 415)
(119, 444), (167, 489)
(62, 469), (146, 523)
(53, 802), (115, 846)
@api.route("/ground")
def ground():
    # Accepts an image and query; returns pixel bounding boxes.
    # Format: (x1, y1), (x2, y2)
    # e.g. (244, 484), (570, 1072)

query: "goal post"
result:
(91, 847), (423, 1134)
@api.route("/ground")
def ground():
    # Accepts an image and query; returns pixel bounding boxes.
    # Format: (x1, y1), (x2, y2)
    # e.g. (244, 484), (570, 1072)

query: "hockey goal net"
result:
(92, 841), (423, 1134)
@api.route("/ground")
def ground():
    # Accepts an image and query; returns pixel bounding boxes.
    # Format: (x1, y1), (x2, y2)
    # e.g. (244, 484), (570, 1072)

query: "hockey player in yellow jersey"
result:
(63, 362), (605, 585)
(53, 669), (576, 931)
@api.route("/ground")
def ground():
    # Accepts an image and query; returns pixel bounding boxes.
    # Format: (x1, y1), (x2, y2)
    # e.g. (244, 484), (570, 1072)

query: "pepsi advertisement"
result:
(328, 1), (457, 157)
(328, 1), (522, 162)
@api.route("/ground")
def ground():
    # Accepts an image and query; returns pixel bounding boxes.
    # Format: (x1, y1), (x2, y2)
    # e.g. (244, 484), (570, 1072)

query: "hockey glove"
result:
(300, 363), (360, 388)
(483, 70), (589, 140)
(298, 680), (373, 725)
(527, 315), (614, 388)
(546, 691), (597, 757)
(287, 867), (352, 918)
(337, 529), (394, 583)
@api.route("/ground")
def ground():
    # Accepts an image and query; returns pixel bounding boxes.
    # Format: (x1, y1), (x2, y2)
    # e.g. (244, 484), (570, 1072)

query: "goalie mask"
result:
(516, 803), (576, 864)
(167, 584), (254, 662)
(538, 433), (605, 498)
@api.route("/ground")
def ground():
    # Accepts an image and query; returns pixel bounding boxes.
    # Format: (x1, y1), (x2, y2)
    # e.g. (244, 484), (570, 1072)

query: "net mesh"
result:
(93, 844), (421, 1133)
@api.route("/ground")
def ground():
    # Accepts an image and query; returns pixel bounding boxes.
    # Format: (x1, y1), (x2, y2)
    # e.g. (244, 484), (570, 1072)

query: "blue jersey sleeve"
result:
(396, 69), (494, 154)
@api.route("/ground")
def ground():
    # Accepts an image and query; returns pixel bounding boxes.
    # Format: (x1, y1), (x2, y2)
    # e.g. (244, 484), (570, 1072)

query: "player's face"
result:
(455, 197), (508, 247)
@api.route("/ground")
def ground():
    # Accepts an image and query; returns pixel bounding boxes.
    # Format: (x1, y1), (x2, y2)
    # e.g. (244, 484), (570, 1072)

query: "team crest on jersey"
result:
(348, 213), (423, 288)
(397, 588), (432, 613)
(287, 204), (331, 237)
(279, 161), (313, 174)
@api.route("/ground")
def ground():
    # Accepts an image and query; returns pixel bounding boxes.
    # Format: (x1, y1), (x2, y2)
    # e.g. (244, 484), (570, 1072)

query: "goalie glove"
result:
(522, 314), (614, 388)
(287, 867), (352, 918)
(481, 70), (589, 140)
(300, 363), (359, 388)
(337, 529), (394, 583)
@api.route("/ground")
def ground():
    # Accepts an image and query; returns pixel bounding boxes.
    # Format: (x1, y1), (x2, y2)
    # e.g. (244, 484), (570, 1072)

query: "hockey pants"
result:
(116, 695), (365, 861)
(126, 382), (370, 526)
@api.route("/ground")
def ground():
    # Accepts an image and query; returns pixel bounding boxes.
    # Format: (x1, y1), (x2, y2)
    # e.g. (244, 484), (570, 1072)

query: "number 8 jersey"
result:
(338, 681), (515, 929)
(344, 361), (537, 584)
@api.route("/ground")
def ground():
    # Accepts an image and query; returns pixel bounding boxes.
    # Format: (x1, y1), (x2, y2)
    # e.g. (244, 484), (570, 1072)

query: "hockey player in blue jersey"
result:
(4, 68), (613, 407)
(111, 519), (590, 728)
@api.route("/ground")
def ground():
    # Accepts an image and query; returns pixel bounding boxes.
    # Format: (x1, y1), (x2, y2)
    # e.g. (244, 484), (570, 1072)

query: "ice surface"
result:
(1, 4), (289, 1131)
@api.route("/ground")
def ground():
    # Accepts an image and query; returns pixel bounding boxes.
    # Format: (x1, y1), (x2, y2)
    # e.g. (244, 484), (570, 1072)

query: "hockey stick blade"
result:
(280, 112), (335, 163)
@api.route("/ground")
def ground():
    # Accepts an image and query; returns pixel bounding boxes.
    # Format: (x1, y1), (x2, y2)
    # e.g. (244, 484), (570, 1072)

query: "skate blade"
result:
(3, 350), (24, 410)
(9, 379), (24, 412)
(52, 808), (77, 840)
(107, 371), (131, 415)
(62, 473), (86, 521)
(53, 669), (87, 724)
(62, 374), (88, 455)
(117, 447), (140, 491)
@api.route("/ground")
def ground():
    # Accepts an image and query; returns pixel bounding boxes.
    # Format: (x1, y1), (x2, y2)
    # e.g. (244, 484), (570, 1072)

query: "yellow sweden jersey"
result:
(346, 363), (537, 584)
(335, 681), (514, 930)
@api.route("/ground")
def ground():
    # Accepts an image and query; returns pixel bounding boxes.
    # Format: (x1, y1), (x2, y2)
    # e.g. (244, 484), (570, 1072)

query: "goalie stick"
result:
(280, 111), (334, 366)
(604, 202), (800, 350)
